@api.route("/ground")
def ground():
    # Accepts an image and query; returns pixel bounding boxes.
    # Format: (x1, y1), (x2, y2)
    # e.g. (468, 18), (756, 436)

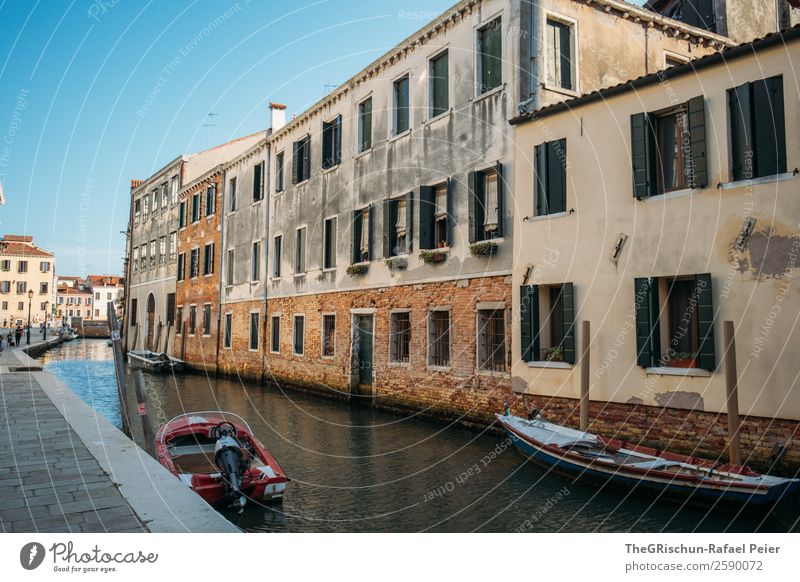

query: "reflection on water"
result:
(40, 340), (800, 533)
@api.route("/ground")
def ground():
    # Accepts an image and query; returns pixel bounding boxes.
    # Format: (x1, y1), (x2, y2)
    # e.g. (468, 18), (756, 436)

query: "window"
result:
(191, 193), (201, 222)
(1, 301), (7, 309)
(166, 293), (175, 325)
(477, 309), (506, 372)
(252, 241), (261, 281)
(275, 153), (285, 192)
(292, 135), (311, 184)
(188, 305), (196, 335)
(143, 194), (149, 220)
(134, 199), (141, 224)
(177, 252), (185, 281)
(468, 165), (504, 242)
(295, 227), (306, 274)
(169, 231), (177, 261)
(477, 17), (502, 94)
(270, 315), (280, 353)
(534, 139), (567, 215)
(546, 18), (574, 91)
(322, 115), (342, 169)
(0, 260), (9, 270)
(384, 195), (412, 257)
(179, 200), (187, 228)
(323, 217), (337, 269)
(175, 306), (182, 334)
(0, 281), (9, 293)
(159, 235), (167, 264)
(149, 240), (157, 267)
(202, 304), (211, 336)
(429, 50), (449, 117)
(133, 248), (139, 272)
(96, 292), (100, 299)
(390, 311), (411, 363)
(205, 185), (216, 216)
(680, 0), (716, 32)
(171, 176), (179, 204)
(665, 53), (689, 68)
(634, 274), (715, 371)
(223, 313), (232, 348)
(39, 261), (50, 272)
(226, 249), (234, 285)
(140, 244), (147, 269)
(293, 315), (304, 356)
(94, 308), (99, 317)
(18, 261), (28, 273)
(729, 76), (786, 181)
(428, 310), (451, 367)
(249, 312), (259, 350)
(419, 182), (451, 249)
(40, 282), (48, 294)
(161, 182), (168, 209)
(631, 96), (707, 197)
(272, 236), (282, 277)
(16, 281), (26, 294)
(393, 75), (410, 135)
(322, 314), (335, 357)
(19, 302), (25, 310)
(203, 243), (214, 275)
(152, 189), (158, 213)
(190, 248), (199, 278)
(351, 207), (372, 263)
(229, 177), (237, 212)
(520, 283), (575, 364)
(358, 98), (372, 152)
(253, 161), (265, 202)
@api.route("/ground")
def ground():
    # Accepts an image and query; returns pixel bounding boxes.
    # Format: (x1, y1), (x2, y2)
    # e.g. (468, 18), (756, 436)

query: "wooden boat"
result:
(155, 412), (288, 511)
(127, 350), (185, 373)
(496, 412), (800, 509)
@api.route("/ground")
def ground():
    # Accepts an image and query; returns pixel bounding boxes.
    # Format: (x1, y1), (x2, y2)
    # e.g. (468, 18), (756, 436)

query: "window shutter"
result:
(634, 277), (660, 367)
(468, 171), (484, 243)
(405, 191), (414, 252)
(547, 139), (566, 213)
(367, 204), (374, 261)
(561, 282), (575, 364)
(335, 114), (343, 165)
(446, 177), (455, 246)
(631, 113), (655, 198)
(694, 273), (716, 371)
(495, 162), (504, 237)
(753, 76), (786, 178)
(729, 82), (753, 181)
(322, 121), (332, 169)
(419, 186), (435, 249)
(292, 141), (301, 184)
(520, 285), (534, 361)
(687, 96), (708, 188)
(382, 201), (392, 258)
(352, 211), (362, 264)
(534, 144), (547, 215)
(303, 135), (311, 180)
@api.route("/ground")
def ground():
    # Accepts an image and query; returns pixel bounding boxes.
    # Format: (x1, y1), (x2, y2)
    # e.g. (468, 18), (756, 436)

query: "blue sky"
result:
(0, 0), (646, 276)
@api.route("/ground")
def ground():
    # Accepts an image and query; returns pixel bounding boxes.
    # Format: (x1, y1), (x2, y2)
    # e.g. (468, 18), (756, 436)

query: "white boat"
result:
(127, 350), (185, 373)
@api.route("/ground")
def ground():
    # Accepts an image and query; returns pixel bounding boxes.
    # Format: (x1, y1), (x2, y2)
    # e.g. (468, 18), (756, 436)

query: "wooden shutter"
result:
(351, 210), (362, 264)
(446, 177), (455, 246)
(520, 285), (534, 361)
(547, 140), (566, 213)
(687, 96), (708, 188)
(335, 114), (343, 165)
(468, 171), (484, 243)
(729, 82), (753, 182)
(322, 121), (332, 169)
(634, 277), (660, 367)
(694, 273), (716, 371)
(753, 76), (787, 178)
(630, 113), (655, 198)
(683, 0), (715, 31)
(495, 162), (504, 238)
(292, 141), (301, 184)
(367, 204), (374, 261)
(561, 282), (575, 364)
(419, 186), (435, 249)
(382, 201), (395, 258)
(534, 144), (547, 215)
(303, 135), (311, 180)
(405, 191), (414, 252)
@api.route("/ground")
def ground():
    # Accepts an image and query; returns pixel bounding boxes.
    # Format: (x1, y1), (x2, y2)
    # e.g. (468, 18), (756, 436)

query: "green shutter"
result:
(753, 76), (786, 178)
(406, 191), (414, 252)
(383, 200), (397, 258)
(352, 210), (362, 264)
(446, 177), (455, 246)
(534, 144), (547, 215)
(694, 273), (716, 371)
(729, 82), (753, 181)
(367, 204), (374, 261)
(631, 113), (655, 198)
(468, 171), (484, 243)
(634, 277), (660, 367)
(495, 162), (504, 237)
(335, 114), (343, 165)
(687, 96), (708, 188)
(303, 135), (311, 180)
(547, 139), (566, 214)
(560, 282), (575, 364)
(322, 121), (332, 169)
(292, 141), (301, 184)
(419, 186), (435, 249)
(520, 285), (533, 361)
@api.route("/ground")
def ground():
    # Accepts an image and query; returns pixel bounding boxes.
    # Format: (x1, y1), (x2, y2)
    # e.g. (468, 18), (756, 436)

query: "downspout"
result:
(262, 137), (272, 384)
(215, 169), (225, 378)
(123, 182), (135, 353)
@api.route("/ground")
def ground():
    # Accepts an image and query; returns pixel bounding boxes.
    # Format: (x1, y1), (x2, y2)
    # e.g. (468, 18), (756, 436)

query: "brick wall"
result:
(217, 299), (265, 380)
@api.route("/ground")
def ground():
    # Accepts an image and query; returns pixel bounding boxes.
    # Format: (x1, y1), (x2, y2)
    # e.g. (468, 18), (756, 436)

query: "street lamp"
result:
(43, 301), (49, 340)
(26, 289), (33, 345)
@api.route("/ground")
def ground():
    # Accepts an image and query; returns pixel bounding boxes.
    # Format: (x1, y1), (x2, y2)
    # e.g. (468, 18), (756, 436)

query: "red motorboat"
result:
(155, 411), (288, 511)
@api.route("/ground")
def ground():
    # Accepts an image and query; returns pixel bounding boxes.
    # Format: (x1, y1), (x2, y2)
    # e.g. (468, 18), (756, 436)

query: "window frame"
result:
(475, 14), (503, 96)
(295, 226), (307, 275)
(543, 12), (579, 95)
(270, 314), (281, 354)
(323, 216), (338, 270)
(321, 313), (336, 358)
(226, 248), (235, 286)
(272, 235), (282, 278)
(248, 310), (260, 351)
(427, 307), (452, 369)
(223, 312), (233, 348)
(292, 314), (305, 356)
(428, 48), (450, 120)
(251, 240), (261, 282)
(392, 73), (411, 136)
(389, 309), (412, 365)
(357, 96), (373, 153)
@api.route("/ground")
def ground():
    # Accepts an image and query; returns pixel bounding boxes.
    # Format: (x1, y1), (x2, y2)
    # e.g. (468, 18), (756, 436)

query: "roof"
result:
(87, 275), (124, 287)
(0, 235), (53, 258)
(510, 25), (800, 125)
(57, 285), (92, 295)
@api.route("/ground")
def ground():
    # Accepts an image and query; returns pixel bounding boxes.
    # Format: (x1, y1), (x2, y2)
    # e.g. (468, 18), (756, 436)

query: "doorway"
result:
(146, 294), (156, 351)
(353, 314), (374, 393)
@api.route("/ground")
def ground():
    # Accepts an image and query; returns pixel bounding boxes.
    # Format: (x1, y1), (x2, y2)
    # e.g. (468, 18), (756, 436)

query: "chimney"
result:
(269, 102), (287, 131)
(130, 179), (143, 190)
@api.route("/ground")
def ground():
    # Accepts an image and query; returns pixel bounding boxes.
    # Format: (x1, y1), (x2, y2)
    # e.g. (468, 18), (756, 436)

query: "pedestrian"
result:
(0, 333), (5, 352)
(14, 323), (23, 347)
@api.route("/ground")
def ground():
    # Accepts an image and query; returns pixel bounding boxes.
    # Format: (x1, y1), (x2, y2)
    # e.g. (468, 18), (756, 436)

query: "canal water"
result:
(40, 339), (799, 533)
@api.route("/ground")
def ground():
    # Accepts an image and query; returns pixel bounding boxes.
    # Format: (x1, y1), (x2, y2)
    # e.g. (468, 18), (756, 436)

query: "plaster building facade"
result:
(85, 275), (124, 321)
(509, 28), (800, 468)
(0, 235), (55, 328)
(56, 282), (93, 322)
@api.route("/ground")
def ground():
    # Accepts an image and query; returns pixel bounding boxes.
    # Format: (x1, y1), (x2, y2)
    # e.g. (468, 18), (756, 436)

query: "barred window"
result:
(428, 310), (450, 367)
(249, 312), (259, 350)
(202, 304), (211, 336)
(477, 309), (506, 372)
(322, 314), (335, 357)
(223, 313), (232, 348)
(390, 312), (411, 363)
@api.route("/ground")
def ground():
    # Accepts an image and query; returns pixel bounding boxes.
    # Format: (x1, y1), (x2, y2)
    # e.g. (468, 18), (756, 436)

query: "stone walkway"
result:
(0, 343), (147, 533)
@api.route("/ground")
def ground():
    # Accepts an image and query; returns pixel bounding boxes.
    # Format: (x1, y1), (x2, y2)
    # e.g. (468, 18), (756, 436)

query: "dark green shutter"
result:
(292, 141), (301, 184)
(335, 114), (343, 165)
(303, 135), (311, 180)
(495, 162), (504, 237)
(695, 273), (716, 371)
(419, 186), (435, 249)
(382, 201), (391, 258)
(468, 171), (484, 243)
(547, 139), (566, 213)
(753, 76), (786, 178)
(683, 0), (716, 32)
(631, 113), (656, 198)
(406, 191), (414, 252)
(534, 144), (547, 215)
(634, 277), (660, 367)
(446, 178), (455, 246)
(520, 286), (533, 361)
(322, 121), (332, 169)
(352, 210), (362, 264)
(367, 204), (374, 261)
(560, 282), (575, 364)
(729, 82), (753, 181)
(687, 96), (708, 188)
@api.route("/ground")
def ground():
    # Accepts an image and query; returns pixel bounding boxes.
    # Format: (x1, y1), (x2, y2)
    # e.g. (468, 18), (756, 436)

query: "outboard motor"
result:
(214, 435), (247, 511)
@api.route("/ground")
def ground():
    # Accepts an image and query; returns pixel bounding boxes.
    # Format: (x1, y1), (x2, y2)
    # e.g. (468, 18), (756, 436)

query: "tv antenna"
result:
(201, 112), (218, 147)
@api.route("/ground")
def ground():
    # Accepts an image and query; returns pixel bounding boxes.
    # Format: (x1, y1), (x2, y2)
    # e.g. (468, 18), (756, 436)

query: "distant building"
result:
(55, 281), (94, 322)
(84, 274), (124, 320)
(0, 234), (56, 327)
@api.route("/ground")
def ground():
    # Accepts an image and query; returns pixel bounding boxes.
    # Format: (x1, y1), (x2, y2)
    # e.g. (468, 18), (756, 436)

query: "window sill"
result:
(427, 365), (452, 373)
(719, 171), (797, 190)
(294, 272), (306, 278)
(269, 350), (280, 355)
(473, 83), (505, 104)
(321, 164), (340, 175)
(248, 348), (259, 353)
(526, 210), (571, 222)
(477, 369), (510, 377)
(252, 199), (264, 205)
(542, 83), (579, 98)
(642, 187), (698, 202)
(321, 355), (335, 361)
(388, 361), (410, 368)
(322, 267), (337, 273)
(293, 179), (310, 188)
(292, 352), (305, 358)
(354, 148), (373, 160)
(527, 361), (572, 369)
(423, 109), (452, 126)
(389, 129), (411, 143)
(646, 366), (711, 377)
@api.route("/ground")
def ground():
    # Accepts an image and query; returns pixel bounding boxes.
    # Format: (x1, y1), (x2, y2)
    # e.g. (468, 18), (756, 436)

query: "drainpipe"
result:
(215, 170), (225, 378)
(262, 138), (271, 384)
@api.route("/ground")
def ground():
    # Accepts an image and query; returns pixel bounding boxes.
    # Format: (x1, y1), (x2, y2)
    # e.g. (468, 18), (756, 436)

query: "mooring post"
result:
(723, 320), (742, 465)
(107, 301), (132, 438)
(133, 369), (156, 457)
(580, 320), (590, 432)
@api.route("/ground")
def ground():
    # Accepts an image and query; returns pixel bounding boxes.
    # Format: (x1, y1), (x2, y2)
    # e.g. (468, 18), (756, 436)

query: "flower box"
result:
(384, 257), (408, 270)
(346, 263), (369, 277)
(662, 352), (698, 368)
(419, 250), (447, 264)
(469, 241), (498, 256)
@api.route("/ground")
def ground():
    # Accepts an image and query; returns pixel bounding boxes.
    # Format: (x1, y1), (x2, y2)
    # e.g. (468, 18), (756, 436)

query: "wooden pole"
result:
(580, 320), (590, 431)
(723, 320), (741, 465)
(133, 369), (156, 457)
(107, 301), (132, 438)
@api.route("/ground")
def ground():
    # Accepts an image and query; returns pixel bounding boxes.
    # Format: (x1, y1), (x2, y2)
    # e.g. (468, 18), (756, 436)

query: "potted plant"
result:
(346, 263), (369, 277)
(542, 346), (563, 362)
(469, 241), (498, 256)
(419, 249), (447, 264)
(662, 351), (698, 368)
(385, 257), (408, 270)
